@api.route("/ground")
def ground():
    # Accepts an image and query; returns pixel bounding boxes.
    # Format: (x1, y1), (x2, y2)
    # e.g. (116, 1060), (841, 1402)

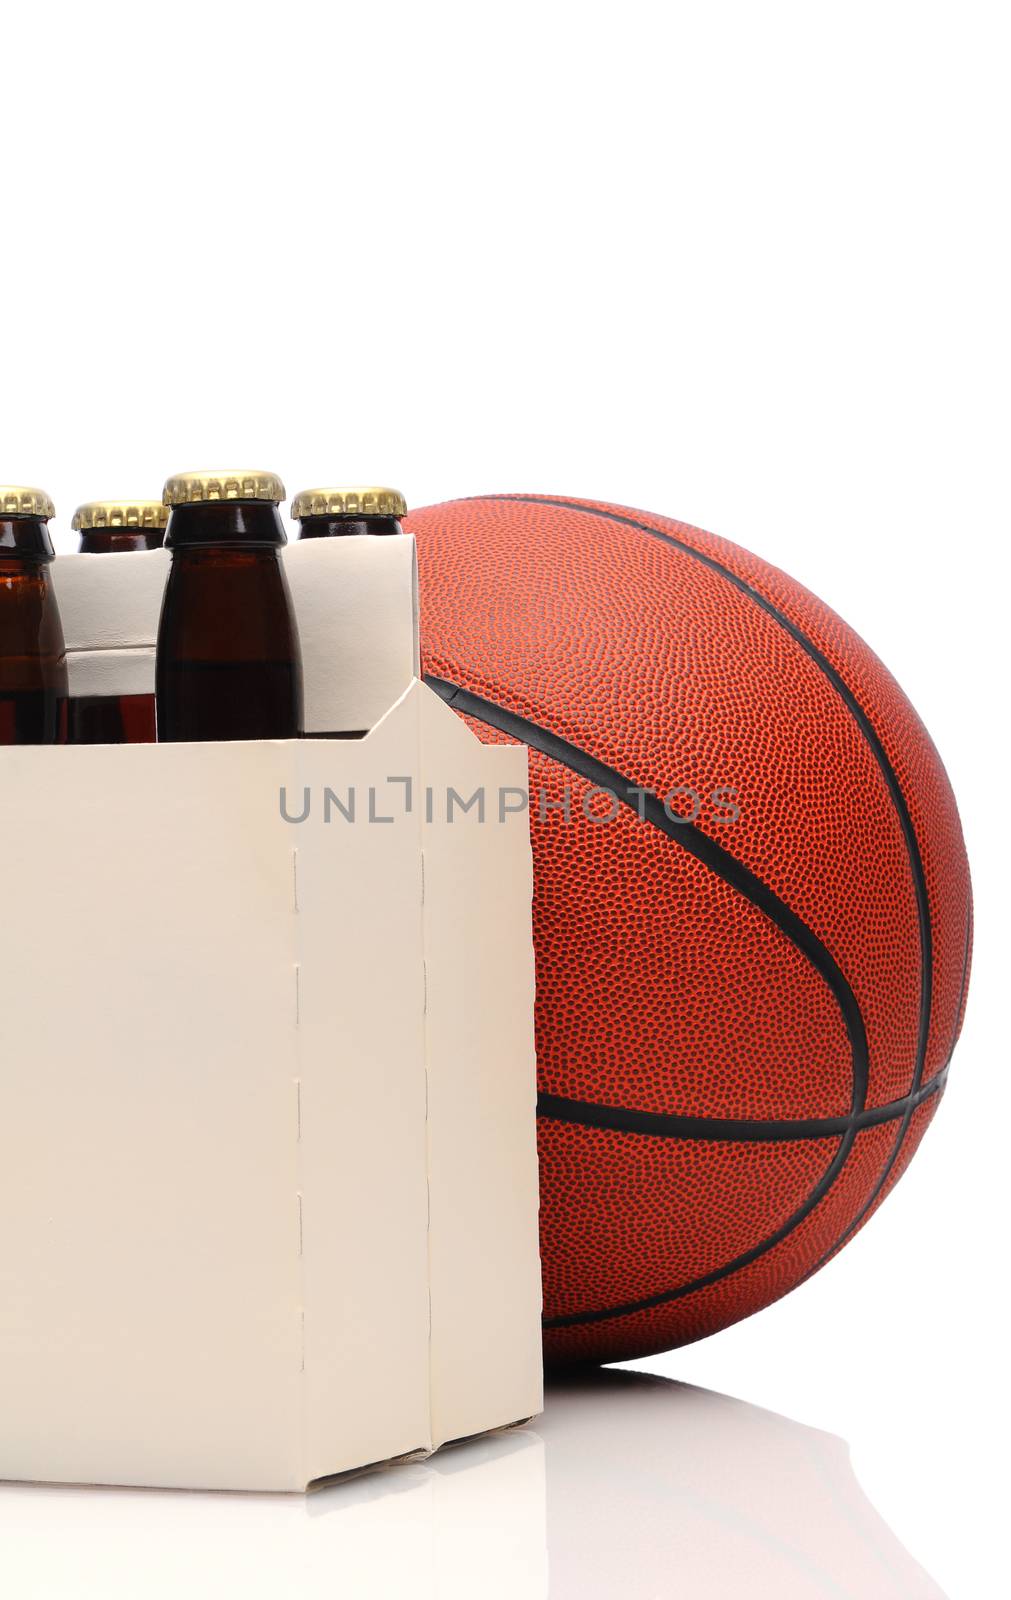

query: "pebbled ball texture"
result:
(405, 495), (972, 1364)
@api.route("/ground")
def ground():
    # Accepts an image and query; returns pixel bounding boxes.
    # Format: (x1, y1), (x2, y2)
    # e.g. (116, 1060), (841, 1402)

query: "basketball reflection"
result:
(534, 1369), (946, 1598)
(0, 1372), (945, 1599)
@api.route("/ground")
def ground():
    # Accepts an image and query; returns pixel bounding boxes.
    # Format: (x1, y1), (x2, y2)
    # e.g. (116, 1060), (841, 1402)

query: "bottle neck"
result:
(79, 529), (165, 554)
(0, 516), (56, 561)
(297, 514), (403, 539)
(165, 500), (286, 548)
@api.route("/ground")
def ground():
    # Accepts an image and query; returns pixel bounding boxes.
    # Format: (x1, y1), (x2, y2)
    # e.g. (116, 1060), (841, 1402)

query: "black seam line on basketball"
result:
(540, 1110), (928, 1331)
(798, 1066), (951, 1292)
(485, 494), (934, 1105)
(544, 1128), (858, 1328)
(538, 1068), (948, 1145)
(801, 897), (972, 1281)
(951, 894), (973, 1063)
(427, 675), (869, 1124)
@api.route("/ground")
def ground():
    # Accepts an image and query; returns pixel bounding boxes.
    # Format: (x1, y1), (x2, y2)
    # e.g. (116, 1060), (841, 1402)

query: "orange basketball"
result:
(406, 495), (972, 1364)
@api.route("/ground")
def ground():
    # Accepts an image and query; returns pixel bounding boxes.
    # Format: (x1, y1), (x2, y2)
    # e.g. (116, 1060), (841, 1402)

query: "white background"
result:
(2, 3), (1007, 1596)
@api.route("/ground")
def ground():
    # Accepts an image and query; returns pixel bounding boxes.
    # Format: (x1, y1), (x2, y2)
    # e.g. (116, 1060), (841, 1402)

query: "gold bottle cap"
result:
(0, 485), (55, 520)
(291, 486), (407, 520)
(163, 470), (286, 507)
(72, 499), (170, 532)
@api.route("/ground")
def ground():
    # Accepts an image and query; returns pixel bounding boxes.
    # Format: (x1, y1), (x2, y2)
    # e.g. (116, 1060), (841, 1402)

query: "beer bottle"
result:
(68, 500), (168, 743)
(292, 487), (406, 539)
(72, 498), (167, 553)
(156, 471), (303, 742)
(0, 486), (68, 745)
(291, 486), (409, 739)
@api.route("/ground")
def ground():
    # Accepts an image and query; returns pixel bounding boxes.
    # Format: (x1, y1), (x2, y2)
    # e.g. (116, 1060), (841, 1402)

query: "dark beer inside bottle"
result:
(78, 527), (165, 554)
(156, 500), (303, 743)
(297, 513), (403, 539)
(0, 514), (68, 745)
(68, 694), (156, 744)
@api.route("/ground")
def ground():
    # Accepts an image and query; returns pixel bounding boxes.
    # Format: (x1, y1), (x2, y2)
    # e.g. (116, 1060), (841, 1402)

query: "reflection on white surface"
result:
(0, 1429), (546, 1600)
(0, 1371), (944, 1599)
(538, 1370), (945, 1599)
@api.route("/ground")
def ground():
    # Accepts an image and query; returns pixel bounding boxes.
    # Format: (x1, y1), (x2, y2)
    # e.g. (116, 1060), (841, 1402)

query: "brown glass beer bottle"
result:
(292, 486), (406, 538)
(156, 471), (303, 742)
(72, 498), (168, 553)
(0, 486), (68, 745)
(68, 499), (168, 744)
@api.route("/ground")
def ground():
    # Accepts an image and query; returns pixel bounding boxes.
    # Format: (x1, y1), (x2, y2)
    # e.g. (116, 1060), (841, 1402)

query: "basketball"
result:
(406, 494), (972, 1365)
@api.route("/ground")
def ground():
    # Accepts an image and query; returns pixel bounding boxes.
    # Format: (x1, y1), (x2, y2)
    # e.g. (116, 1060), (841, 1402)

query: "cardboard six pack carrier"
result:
(0, 534), (543, 1492)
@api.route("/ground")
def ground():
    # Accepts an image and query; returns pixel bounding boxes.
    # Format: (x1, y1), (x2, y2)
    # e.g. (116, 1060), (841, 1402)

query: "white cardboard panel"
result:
(0, 741), (303, 1490)
(294, 700), (432, 1481)
(65, 646), (156, 698)
(418, 691), (544, 1446)
(282, 536), (420, 734)
(53, 547), (169, 652)
(0, 682), (541, 1491)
